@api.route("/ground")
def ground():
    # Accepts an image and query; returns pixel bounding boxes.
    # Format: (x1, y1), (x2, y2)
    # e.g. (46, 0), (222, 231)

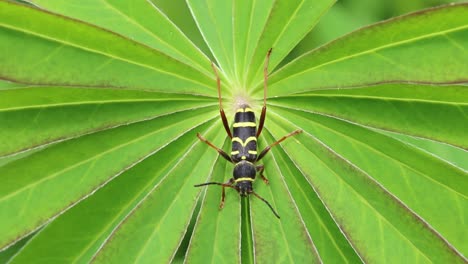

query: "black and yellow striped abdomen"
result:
(231, 105), (258, 163)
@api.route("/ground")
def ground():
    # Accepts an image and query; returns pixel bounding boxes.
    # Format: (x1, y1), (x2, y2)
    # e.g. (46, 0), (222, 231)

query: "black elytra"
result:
(194, 49), (302, 219)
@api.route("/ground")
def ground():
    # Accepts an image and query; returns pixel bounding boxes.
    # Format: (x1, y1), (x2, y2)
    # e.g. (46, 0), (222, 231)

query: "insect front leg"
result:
(211, 63), (232, 139)
(256, 48), (272, 138)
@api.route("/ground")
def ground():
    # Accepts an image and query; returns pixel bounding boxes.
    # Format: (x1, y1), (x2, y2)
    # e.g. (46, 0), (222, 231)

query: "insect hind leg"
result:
(194, 178), (236, 209)
(256, 165), (269, 184)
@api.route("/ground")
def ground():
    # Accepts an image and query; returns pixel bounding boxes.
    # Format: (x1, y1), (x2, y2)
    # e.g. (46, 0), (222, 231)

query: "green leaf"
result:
(0, 80), (21, 90)
(90, 123), (226, 263)
(8, 121), (219, 263)
(0, 231), (36, 263)
(29, 0), (213, 76)
(251, 134), (322, 263)
(187, 0), (335, 88)
(150, 0), (214, 61)
(266, 108), (467, 262)
(0, 1), (213, 94)
(185, 145), (242, 263)
(382, 131), (468, 171)
(262, 130), (362, 263)
(268, 84), (468, 148)
(0, 106), (217, 249)
(267, 4), (468, 94)
(0, 86), (213, 156)
(186, 0), (240, 84)
(244, 0), (336, 88)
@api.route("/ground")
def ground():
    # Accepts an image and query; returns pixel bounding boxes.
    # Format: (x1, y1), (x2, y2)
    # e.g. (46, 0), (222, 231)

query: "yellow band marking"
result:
(235, 160), (254, 166)
(233, 122), (256, 128)
(231, 150), (240, 155)
(235, 177), (254, 183)
(232, 137), (257, 147)
(241, 156), (246, 160)
(236, 108), (254, 113)
(248, 150), (257, 155)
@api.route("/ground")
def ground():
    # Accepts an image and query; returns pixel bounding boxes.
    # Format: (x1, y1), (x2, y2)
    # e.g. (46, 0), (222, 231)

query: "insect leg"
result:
(211, 63), (232, 139)
(255, 165), (269, 184)
(220, 178), (235, 209)
(197, 133), (233, 163)
(257, 129), (302, 161)
(194, 178), (236, 209)
(256, 48), (272, 138)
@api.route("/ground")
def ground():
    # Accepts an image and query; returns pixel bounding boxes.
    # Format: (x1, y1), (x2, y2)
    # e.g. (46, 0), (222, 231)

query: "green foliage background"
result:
(0, 0), (467, 263)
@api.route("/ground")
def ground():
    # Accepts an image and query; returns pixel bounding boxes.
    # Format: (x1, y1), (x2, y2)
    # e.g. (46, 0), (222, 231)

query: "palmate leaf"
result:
(0, 1), (467, 263)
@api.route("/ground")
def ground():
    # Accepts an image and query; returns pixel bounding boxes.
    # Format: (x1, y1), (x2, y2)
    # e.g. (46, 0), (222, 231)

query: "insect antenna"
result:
(195, 182), (224, 187)
(251, 191), (280, 219)
(194, 182), (236, 189)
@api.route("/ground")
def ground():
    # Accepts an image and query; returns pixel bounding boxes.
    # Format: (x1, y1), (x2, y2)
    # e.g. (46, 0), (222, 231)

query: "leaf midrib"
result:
(0, 100), (216, 112)
(272, 94), (468, 105)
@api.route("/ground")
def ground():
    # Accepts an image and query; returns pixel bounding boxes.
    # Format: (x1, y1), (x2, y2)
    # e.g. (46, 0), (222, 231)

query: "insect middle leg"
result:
(257, 129), (302, 161)
(197, 133), (232, 163)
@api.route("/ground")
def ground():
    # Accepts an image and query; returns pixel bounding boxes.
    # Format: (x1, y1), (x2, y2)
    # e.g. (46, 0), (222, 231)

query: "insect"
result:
(194, 49), (302, 219)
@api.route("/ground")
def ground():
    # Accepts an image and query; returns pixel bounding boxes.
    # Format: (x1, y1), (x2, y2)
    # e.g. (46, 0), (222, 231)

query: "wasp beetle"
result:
(195, 49), (301, 218)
